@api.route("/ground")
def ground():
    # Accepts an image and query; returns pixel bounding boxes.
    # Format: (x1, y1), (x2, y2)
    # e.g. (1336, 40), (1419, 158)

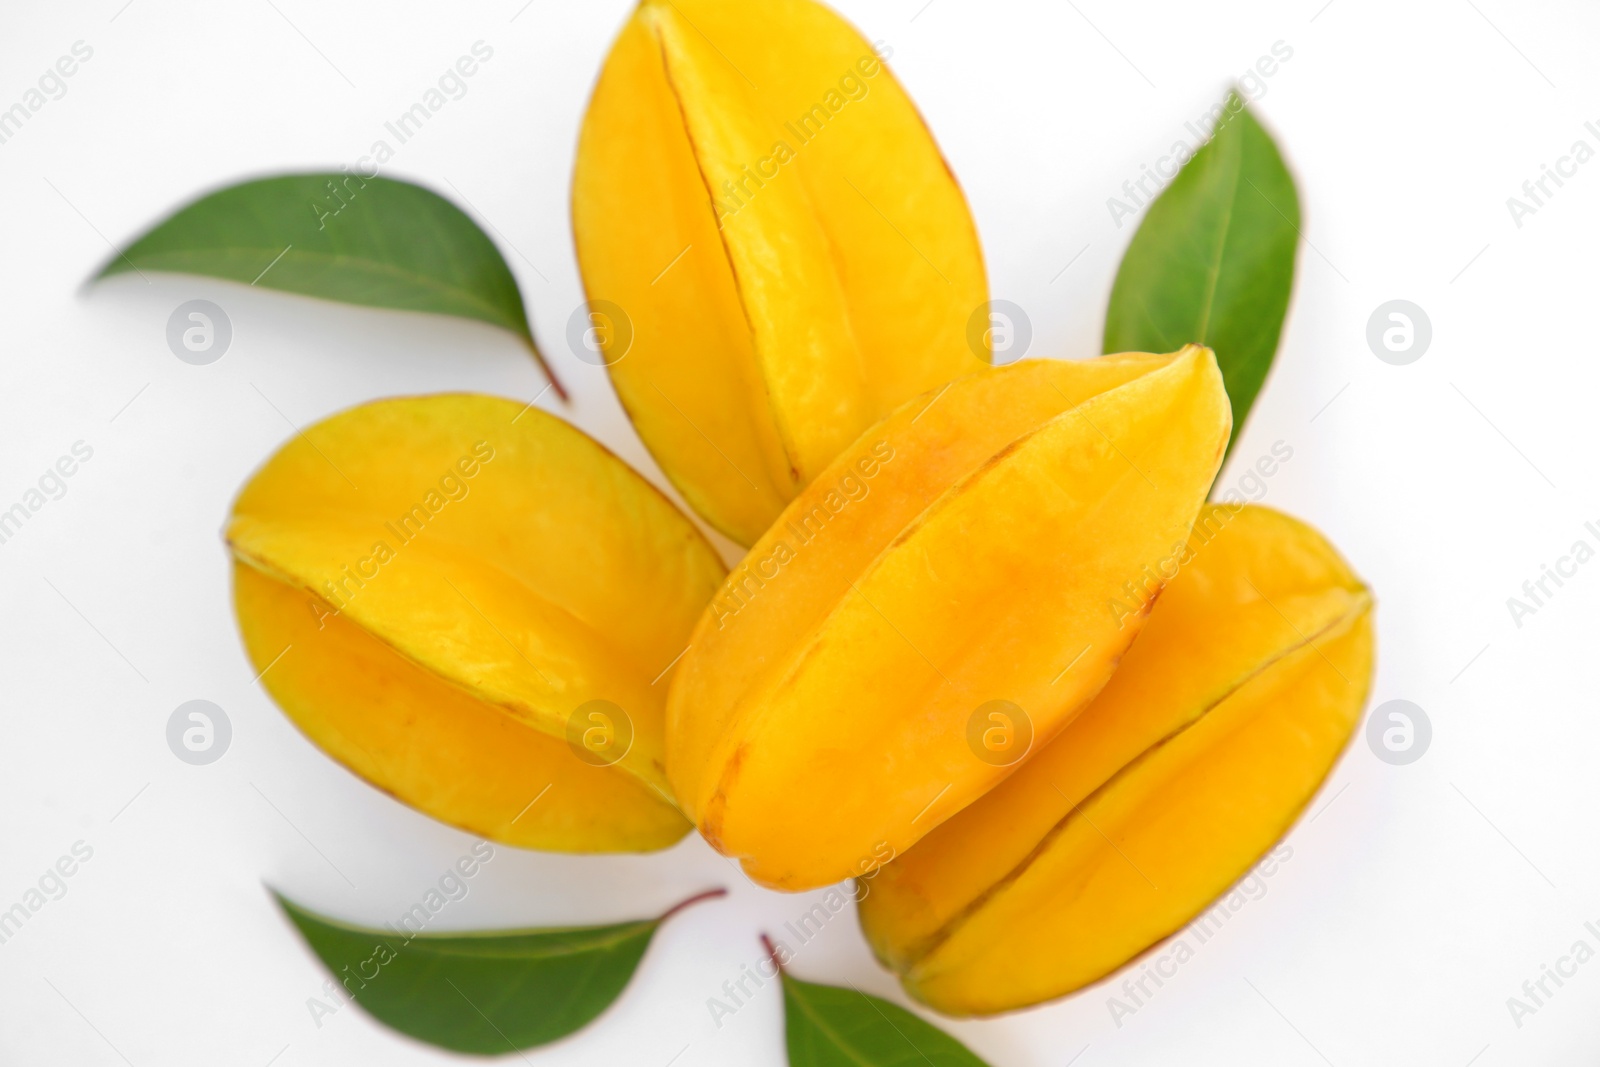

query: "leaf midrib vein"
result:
(1191, 141), (1245, 345)
(789, 985), (901, 1067)
(131, 246), (518, 331)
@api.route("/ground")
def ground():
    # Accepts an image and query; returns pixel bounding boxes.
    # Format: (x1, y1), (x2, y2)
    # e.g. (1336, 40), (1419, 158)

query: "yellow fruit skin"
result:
(233, 563), (692, 851)
(858, 504), (1375, 1015)
(666, 348), (1231, 891)
(572, 0), (988, 545)
(227, 395), (726, 852)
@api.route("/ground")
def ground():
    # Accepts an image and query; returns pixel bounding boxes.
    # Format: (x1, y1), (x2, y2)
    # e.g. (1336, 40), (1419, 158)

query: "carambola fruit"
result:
(572, 0), (988, 545)
(666, 346), (1232, 890)
(227, 395), (726, 853)
(858, 503), (1375, 1015)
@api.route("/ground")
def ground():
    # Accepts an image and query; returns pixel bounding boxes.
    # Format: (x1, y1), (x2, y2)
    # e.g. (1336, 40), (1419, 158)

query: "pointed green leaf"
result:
(1104, 90), (1300, 457)
(780, 970), (992, 1066)
(277, 888), (722, 1054)
(97, 174), (563, 396)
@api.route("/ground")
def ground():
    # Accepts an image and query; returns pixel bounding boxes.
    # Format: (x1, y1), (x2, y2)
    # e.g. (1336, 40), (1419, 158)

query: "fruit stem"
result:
(658, 887), (727, 924)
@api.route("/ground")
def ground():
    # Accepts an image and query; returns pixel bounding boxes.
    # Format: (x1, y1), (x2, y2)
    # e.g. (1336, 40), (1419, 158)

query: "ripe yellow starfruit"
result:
(572, 0), (989, 545)
(227, 395), (726, 852)
(858, 503), (1375, 1015)
(666, 347), (1232, 891)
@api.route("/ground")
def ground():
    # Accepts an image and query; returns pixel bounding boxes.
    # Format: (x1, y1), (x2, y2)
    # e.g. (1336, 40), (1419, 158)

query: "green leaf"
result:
(97, 173), (564, 397)
(1104, 90), (1300, 458)
(771, 941), (991, 1067)
(276, 887), (723, 1054)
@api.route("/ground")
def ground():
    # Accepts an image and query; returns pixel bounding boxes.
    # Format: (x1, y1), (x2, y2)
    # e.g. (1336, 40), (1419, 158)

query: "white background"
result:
(1, 0), (1597, 1064)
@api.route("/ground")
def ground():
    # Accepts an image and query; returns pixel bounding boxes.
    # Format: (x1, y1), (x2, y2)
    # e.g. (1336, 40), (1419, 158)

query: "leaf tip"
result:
(81, 254), (122, 292)
(264, 886), (308, 932)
